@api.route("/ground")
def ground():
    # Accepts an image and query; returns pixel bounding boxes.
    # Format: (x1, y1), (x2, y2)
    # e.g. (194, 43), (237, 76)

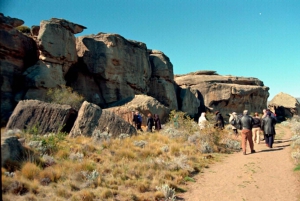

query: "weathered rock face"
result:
(268, 92), (300, 118)
(148, 50), (178, 110)
(1, 136), (24, 166)
(175, 72), (269, 117)
(23, 18), (86, 102)
(69, 101), (136, 138)
(5, 100), (77, 134)
(106, 94), (171, 125)
(37, 18), (85, 74)
(0, 13), (38, 126)
(70, 33), (151, 108)
(176, 86), (201, 118)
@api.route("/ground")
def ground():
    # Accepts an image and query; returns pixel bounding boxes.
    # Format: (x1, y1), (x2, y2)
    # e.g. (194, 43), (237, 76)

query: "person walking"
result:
(146, 113), (154, 132)
(214, 111), (224, 129)
(261, 111), (277, 148)
(229, 112), (239, 138)
(153, 114), (162, 131)
(252, 112), (261, 144)
(261, 109), (267, 140)
(239, 110), (255, 155)
(132, 111), (143, 132)
(198, 112), (208, 130)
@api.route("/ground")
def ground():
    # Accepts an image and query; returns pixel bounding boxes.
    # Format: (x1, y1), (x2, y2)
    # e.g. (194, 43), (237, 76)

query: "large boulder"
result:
(175, 72), (269, 117)
(69, 101), (136, 138)
(37, 18), (85, 74)
(68, 33), (151, 108)
(0, 13), (38, 126)
(268, 92), (300, 118)
(22, 61), (66, 101)
(176, 86), (201, 118)
(1, 136), (24, 166)
(107, 94), (171, 126)
(5, 100), (77, 134)
(148, 50), (178, 110)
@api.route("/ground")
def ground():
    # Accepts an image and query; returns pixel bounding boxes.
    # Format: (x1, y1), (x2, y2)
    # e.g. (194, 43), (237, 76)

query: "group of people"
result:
(198, 109), (277, 155)
(132, 111), (161, 132)
(237, 109), (277, 155)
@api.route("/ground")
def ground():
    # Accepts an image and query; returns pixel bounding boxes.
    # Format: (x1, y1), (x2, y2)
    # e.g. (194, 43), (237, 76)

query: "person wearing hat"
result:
(214, 111), (224, 129)
(239, 110), (255, 155)
(229, 112), (239, 138)
(261, 111), (277, 148)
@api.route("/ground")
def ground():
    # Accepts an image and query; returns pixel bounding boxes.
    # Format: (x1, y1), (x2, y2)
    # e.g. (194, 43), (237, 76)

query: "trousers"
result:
(241, 129), (254, 153)
(252, 127), (260, 144)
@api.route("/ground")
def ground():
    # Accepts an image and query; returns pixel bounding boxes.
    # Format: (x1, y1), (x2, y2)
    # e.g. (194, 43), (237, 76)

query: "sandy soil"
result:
(177, 124), (300, 201)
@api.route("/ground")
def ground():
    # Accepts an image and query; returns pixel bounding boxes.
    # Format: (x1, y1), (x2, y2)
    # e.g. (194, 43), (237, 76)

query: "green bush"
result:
(16, 25), (30, 33)
(45, 85), (84, 110)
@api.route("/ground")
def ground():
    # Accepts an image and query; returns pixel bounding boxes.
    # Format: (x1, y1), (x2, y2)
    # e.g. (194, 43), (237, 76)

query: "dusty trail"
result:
(177, 124), (300, 201)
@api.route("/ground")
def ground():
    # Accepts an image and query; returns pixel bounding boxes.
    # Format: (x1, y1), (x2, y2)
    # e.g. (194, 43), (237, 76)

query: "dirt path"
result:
(177, 124), (300, 201)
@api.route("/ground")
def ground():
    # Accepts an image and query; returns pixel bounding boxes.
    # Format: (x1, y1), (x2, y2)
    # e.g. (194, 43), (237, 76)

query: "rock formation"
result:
(5, 100), (77, 134)
(107, 94), (171, 125)
(69, 101), (136, 138)
(148, 50), (178, 110)
(1, 135), (24, 166)
(0, 13), (270, 128)
(268, 92), (300, 119)
(69, 33), (152, 108)
(175, 71), (269, 117)
(0, 13), (38, 126)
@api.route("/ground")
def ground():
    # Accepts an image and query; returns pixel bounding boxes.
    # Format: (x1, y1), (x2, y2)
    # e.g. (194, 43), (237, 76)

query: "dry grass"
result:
(21, 162), (41, 180)
(1, 111), (241, 200)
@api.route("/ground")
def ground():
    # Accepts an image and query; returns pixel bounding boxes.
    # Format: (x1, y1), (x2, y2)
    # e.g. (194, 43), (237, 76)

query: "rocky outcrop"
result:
(69, 101), (136, 138)
(23, 18), (86, 102)
(37, 18), (85, 69)
(148, 50), (178, 110)
(69, 33), (152, 108)
(107, 94), (171, 125)
(5, 100), (77, 134)
(176, 86), (201, 118)
(1, 136), (24, 166)
(175, 72), (269, 116)
(0, 13), (39, 126)
(268, 92), (300, 119)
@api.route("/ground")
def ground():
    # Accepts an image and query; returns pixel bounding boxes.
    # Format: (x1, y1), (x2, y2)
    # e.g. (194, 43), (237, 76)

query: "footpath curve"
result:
(177, 124), (300, 201)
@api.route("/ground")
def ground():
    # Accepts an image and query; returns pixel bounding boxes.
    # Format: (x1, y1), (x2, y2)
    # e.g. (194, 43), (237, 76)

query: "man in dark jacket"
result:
(261, 111), (276, 148)
(239, 110), (255, 155)
(132, 111), (143, 131)
(214, 111), (224, 129)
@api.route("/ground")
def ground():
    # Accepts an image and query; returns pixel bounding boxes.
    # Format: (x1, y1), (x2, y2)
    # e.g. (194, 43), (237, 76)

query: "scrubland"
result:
(1, 111), (241, 201)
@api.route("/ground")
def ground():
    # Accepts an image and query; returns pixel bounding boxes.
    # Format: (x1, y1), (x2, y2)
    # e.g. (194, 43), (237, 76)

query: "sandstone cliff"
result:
(0, 13), (270, 127)
(175, 71), (269, 117)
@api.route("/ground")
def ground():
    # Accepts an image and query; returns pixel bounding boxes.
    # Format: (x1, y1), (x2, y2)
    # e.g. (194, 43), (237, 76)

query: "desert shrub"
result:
(16, 25), (30, 33)
(99, 188), (114, 199)
(21, 162), (41, 180)
(291, 122), (300, 135)
(156, 184), (176, 201)
(45, 85), (84, 110)
(39, 166), (61, 182)
(168, 110), (199, 136)
(72, 190), (95, 201)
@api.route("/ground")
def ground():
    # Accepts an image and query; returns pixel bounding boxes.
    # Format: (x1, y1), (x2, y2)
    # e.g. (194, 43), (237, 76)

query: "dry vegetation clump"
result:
(1, 111), (240, 200)
(288, 116), (300, 172)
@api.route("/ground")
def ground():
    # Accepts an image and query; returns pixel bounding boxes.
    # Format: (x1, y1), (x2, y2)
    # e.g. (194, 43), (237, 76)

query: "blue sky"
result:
(1, 0), (299, 100)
